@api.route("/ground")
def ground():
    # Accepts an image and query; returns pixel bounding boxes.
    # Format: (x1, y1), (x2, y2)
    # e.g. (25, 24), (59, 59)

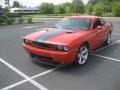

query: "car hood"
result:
(24, 28), (88, 45)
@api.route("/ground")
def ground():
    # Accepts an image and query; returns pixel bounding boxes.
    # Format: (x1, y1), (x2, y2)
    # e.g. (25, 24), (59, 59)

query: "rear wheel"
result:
(75, 45), (89, 66)
(105, 33), (111, 45)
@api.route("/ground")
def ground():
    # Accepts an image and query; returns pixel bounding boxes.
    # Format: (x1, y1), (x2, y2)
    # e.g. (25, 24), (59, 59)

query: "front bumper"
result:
(23, 44), (77, 65)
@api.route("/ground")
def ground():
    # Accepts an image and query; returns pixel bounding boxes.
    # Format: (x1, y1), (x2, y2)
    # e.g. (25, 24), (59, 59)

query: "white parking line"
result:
(0, 67), (58, 90)
(94, 40), (120, 53)
(93, 54), (120, 62)
(0, 58), (58, 90)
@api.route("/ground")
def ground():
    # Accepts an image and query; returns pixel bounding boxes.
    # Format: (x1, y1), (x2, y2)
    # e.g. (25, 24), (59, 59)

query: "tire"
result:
(29, 53), (35, 58)
(105, 33), (111, 45)
(75, 45), (89, 66)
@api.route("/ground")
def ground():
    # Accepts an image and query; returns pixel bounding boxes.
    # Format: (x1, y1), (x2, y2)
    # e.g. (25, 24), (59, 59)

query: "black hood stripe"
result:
(36, 28), (72, 42)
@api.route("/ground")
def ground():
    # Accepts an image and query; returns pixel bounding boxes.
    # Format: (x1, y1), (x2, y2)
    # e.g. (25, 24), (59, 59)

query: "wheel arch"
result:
(81, 42), (89, 50)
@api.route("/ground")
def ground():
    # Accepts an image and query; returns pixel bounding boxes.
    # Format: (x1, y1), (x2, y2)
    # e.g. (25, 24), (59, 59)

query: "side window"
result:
(99, 18), (105, 25)
(93, 19), (103, 29)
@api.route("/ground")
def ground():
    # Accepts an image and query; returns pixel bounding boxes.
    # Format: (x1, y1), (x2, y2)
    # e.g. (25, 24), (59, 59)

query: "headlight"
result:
(56, 45), (69, 51)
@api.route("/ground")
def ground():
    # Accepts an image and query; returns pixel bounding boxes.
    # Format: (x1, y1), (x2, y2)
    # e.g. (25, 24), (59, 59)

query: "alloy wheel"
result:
(77, 45), (88, 65)
(107, 33), (111, 45)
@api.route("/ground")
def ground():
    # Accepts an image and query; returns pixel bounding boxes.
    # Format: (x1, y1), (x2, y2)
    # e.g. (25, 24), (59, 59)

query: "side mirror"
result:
(96, 26), (103, 30)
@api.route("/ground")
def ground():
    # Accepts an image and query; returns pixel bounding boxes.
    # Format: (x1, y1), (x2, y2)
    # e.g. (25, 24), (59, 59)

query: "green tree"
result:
(63, 2), (72, 15)
(72, 0), (85, 14)
(12, 1), (21, 8)
(87, 0), (120, 13)
(54, 5), (60, 15)
(85, 3), (93, 15)
(93, 2), (104, 16)
(87, 0), (98, 5)
(54, 3), (72, 15)
(63, 2), (71, 8)
(5, 0), (10, 10)
(2, 7), (9, 16)
(65, 6), (71, 15)
(39, 3), (54, 14)
(4, 0), (10, 16)
(59, 4), (65, 14)
(111, 1), (120, 16)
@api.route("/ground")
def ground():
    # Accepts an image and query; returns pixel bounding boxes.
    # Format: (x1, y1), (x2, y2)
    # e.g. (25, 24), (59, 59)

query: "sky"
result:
(0, 0), (89, 7)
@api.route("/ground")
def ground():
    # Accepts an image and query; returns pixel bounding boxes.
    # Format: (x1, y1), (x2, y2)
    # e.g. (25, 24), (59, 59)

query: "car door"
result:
(91, 19), (105, 49)
(98, 19), (107, 42)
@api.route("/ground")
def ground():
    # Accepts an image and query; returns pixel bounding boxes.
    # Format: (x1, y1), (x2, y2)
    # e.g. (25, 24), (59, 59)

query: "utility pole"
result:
(4, 0), (10, 10)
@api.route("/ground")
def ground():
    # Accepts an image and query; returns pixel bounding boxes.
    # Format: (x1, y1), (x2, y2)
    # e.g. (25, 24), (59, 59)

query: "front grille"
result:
(25, 40), (56, 50)
(31, 53), (53, 61)
(31, 53), (64, 66)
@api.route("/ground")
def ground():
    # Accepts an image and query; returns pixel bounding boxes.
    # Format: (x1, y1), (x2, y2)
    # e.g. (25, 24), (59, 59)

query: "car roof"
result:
(67, 15), (100, 20)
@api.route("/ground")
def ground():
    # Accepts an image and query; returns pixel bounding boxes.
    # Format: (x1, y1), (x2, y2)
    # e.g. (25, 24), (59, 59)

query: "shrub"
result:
(27, 17), (32, 23)
(6, 18), (12, 24)
(7, 13), (21, 18)
(6, 18), (15, 25)
(11, 18), (15, 23)
(0, 17), (5, 25)
(18, 17), (24, 24)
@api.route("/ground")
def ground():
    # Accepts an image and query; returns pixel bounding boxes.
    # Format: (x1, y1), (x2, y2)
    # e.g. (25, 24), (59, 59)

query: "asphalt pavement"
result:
(0, 18), (120, 90)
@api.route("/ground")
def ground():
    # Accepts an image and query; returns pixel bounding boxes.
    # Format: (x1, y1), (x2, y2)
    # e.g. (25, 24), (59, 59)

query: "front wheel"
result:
(75, 45), (89, 66)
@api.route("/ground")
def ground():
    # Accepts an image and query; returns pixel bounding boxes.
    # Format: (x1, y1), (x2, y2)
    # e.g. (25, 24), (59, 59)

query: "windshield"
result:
(55, 18), (91, 30)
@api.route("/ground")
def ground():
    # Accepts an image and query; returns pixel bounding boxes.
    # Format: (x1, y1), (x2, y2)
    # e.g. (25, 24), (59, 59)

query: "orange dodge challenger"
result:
(23, 16), (112, 66)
